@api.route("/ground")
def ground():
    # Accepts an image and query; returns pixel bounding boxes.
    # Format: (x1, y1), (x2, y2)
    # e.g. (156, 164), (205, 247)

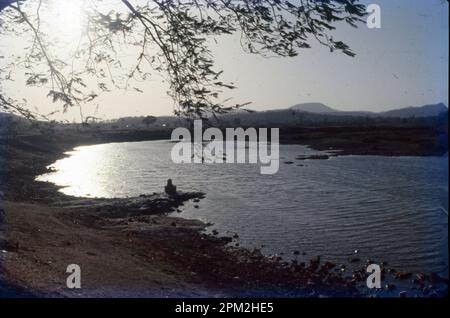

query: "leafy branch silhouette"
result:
(0, 0), (366, 121)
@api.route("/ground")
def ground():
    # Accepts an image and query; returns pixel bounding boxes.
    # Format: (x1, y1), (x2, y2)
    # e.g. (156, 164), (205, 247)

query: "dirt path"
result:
(2, 201), (227, 297)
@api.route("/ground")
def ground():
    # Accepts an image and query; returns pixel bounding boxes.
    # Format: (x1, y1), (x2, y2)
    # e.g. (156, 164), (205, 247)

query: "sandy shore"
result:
(0, 128), (448, 298)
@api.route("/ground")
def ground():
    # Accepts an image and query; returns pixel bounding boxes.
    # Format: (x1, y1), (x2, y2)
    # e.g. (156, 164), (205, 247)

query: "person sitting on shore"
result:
(165, 179), (177, 196)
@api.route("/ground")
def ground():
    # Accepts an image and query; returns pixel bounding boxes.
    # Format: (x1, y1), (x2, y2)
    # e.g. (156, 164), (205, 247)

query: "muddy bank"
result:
(279, 125), (448, 156)
(1, 193), (361, 298)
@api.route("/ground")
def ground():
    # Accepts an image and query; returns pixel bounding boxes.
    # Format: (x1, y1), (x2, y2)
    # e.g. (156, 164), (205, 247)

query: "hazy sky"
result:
(1, 0), (448, 121)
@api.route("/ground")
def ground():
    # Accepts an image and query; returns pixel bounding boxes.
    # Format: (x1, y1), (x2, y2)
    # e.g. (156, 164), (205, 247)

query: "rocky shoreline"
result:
(0, 130), (448, 298)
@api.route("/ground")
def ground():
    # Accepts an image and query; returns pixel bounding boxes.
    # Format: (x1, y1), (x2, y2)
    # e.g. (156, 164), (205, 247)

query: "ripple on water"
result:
(37, 140), (449, 277)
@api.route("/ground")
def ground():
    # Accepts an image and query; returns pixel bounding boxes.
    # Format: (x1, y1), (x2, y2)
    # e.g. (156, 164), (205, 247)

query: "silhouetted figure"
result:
(165, 179), (177, 196)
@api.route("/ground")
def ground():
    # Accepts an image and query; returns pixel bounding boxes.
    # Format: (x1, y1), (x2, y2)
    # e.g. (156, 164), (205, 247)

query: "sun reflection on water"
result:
(38, 145), (112, 198)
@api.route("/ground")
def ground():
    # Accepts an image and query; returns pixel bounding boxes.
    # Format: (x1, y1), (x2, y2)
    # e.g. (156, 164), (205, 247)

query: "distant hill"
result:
(290, 103), (338, 114)
(1, 102), (447, 133)
(379, 103), (448, 118)
(289, 102), (448, 118)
